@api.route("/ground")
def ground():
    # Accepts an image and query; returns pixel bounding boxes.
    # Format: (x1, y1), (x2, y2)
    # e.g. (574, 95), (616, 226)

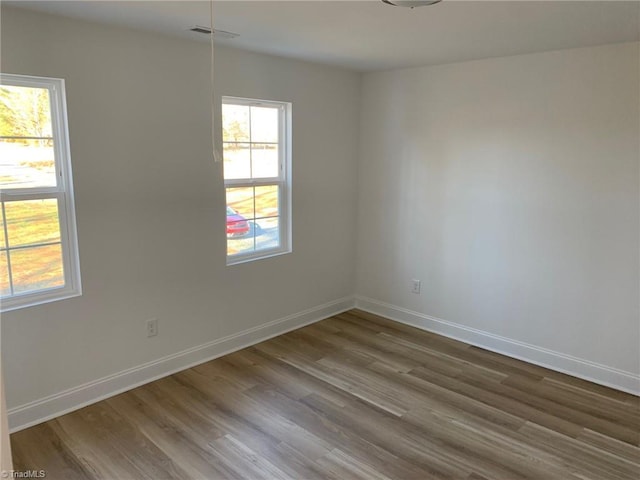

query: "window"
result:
(0, 74), (81, 311)
(223, 97), (291, 264)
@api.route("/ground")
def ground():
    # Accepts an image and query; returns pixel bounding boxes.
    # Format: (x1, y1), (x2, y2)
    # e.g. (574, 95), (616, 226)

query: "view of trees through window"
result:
(0, 83), (65, 297)
(223, 99), (288, 261)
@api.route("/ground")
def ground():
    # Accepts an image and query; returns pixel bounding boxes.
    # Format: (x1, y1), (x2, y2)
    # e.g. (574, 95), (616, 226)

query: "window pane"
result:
(0, 138), (56, 189)
(227, 233), (255, 257)
(250, 106), (278, 143)
(223, 143), (250, 180)
(5, 199), (61, 247)
(0, 252), (10, 296)
(255, 217), (280, 251)
(251, 144), (279, 179)
(226, 187), (255, 219)
(0, 85), (53, 138)
(10, 243), (64, 293)
(226, 184), (281, 257)
(0, 208), (5, 249)
(222, 104), (250, 142)
(254, 185), (279, 219)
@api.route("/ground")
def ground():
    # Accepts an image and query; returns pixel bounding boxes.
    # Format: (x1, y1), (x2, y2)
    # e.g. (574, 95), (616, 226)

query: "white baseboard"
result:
(9, 294), (637, 432)
(355, 295), (640, 396)
(8, 296), (356, 432)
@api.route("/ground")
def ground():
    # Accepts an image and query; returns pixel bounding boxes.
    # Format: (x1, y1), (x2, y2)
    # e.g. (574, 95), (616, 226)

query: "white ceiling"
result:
(6, 0), (640, 71)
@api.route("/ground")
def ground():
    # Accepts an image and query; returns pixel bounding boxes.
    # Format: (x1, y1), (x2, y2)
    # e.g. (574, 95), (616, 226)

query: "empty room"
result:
(0, 0), (638, 478)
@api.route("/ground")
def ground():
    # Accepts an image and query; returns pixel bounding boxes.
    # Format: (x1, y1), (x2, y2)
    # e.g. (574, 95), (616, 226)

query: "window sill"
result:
(226, 247), (292, 266)
(1, 288), (82, 313)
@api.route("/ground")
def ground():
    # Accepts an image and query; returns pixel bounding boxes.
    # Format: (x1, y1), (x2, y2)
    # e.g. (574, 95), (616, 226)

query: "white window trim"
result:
(223, 96), (292, 265)
(0, 73), (82, 312)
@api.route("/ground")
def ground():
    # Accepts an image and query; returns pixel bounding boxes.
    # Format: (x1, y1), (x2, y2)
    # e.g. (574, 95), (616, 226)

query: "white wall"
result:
(357, 42), (640, 389)
(0, 7), (360, 417)
(1, 369), (11, 471)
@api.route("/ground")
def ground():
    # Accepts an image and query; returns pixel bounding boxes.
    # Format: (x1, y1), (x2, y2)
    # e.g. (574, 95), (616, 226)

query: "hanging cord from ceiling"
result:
(211, 0), (222, 163)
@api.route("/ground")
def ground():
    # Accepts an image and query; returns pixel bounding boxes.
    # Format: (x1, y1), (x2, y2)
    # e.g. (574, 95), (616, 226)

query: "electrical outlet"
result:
(411, 279), (421, 294)
(146, 318), (158, 337)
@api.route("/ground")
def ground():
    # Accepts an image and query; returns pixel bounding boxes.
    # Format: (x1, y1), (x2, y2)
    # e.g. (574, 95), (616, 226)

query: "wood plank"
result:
(10, 423), (92, 480)
(244, 384), (427, 480)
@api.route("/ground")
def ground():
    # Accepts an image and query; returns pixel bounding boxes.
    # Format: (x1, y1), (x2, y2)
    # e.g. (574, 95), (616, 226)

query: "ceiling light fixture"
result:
(382, 0), (442, 7)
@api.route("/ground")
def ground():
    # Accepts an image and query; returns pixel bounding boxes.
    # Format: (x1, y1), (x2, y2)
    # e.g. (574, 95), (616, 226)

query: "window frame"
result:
(222, 96), (292, 265)
(0, 73), (82, 312)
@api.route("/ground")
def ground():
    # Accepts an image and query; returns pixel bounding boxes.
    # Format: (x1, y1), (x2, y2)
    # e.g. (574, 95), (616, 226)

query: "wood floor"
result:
(11, 309), (640, 479)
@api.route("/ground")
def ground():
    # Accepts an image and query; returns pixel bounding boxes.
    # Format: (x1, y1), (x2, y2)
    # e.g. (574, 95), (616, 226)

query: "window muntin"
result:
(223, 97), (291, 264)
(0, 74), (81, 311)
